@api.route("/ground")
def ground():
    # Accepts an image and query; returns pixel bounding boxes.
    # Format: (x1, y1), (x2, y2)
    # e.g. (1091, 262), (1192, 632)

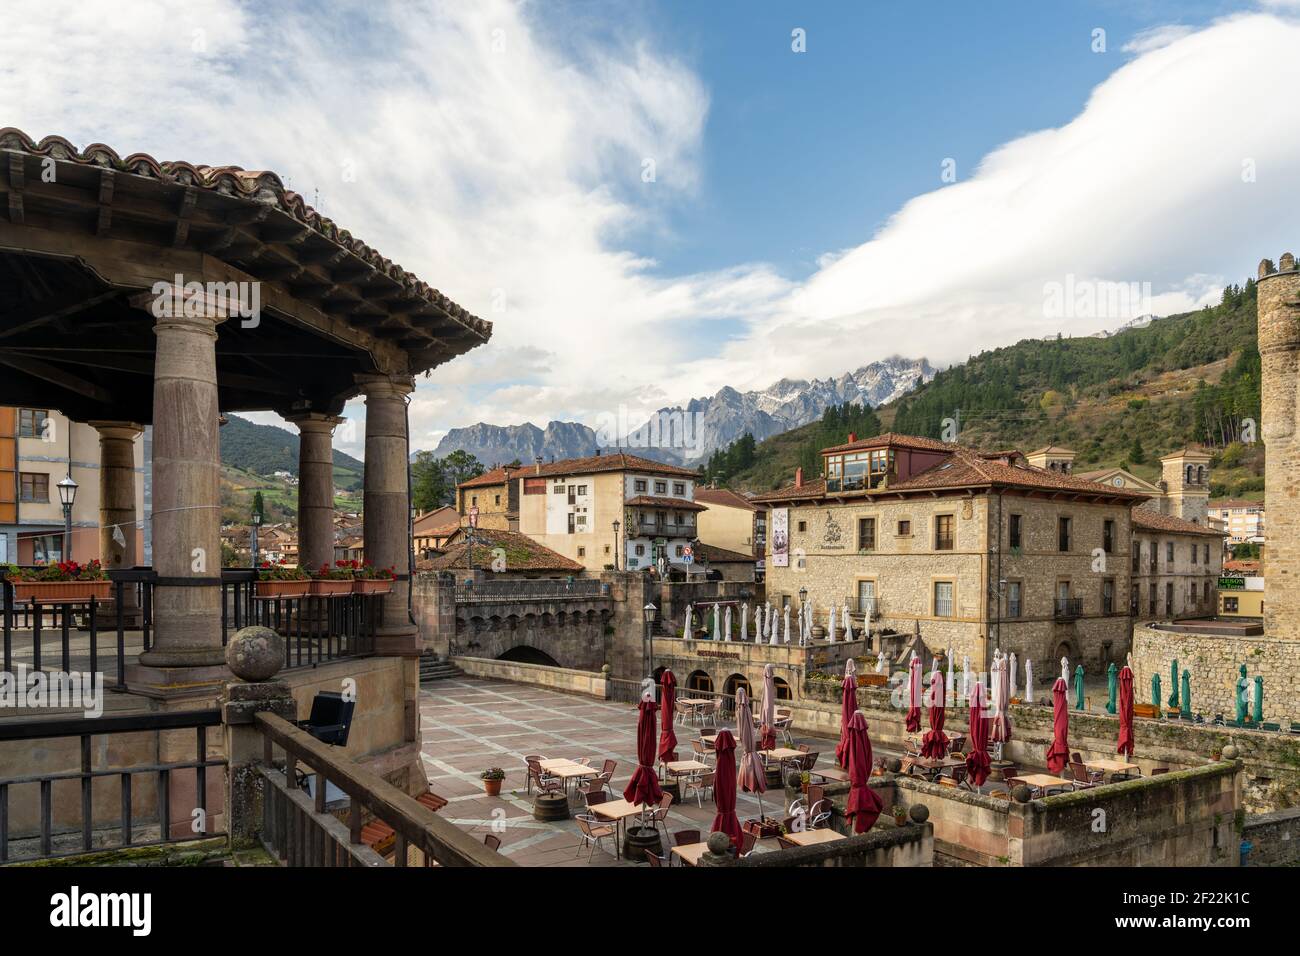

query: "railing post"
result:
(221, 676), (296, 850)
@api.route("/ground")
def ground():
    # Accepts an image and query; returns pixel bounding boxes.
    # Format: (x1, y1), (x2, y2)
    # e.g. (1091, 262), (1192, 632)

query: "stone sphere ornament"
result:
(908, 803), (930, 824)
(225, 626), (285, 682)
(1012, 784), (1033, 804)
(1221, 742), (1239, 761)
(706, 832), (731, 854)
(886, 756), (903, 773)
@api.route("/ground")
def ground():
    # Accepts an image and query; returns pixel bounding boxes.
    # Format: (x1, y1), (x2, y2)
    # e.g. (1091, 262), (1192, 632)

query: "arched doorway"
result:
(686, 670), (713, 693)
(773, 677), (793, 701)
(724, 673), (751, 701)
(497, 645), (560, 667)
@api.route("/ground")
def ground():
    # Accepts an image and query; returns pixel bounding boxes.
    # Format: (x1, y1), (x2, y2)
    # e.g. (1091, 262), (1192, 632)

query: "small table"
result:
(758, 748), (804, 763)
(664, 760), (710, 777)
(589, 798), (650, 848)
(670, 841), (711, 867)
(1016, 773), (1073, 796)
(539, 759), (600, 795)
(810, 766), (850, 784)
(1084, 759), (1140, 778)
(785, 828), (845, 847)
(909, 756), (964, 781)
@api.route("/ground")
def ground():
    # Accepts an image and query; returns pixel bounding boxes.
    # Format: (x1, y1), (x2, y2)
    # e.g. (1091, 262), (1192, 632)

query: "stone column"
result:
(88, 421), (143, 570)
(357, 373), (419, 655)
(126, 287), (230, 695)
(288, 412), (343, 572)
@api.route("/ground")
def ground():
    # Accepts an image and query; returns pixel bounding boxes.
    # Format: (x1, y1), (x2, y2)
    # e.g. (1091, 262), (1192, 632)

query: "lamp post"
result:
(56, 473), (78, 561)
(612, 520), (620, 571)
(643, 602), (657, 678)
(250, 507), (262, 567)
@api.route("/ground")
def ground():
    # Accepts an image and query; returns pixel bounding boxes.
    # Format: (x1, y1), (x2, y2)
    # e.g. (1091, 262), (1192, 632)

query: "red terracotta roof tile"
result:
(1131, 510), (1227, 537)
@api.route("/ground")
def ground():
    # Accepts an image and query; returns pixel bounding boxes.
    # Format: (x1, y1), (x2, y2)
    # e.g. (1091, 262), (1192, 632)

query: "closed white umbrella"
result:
(946, 649), (955, 707)
(875, 649), (886, 673)
(713, 605), (720, 641)
(962, 656), (972, 703)
(769, 606), (779, 645)
(842, 603), (853, 642)
(829, 605), (838, 644)
(724, 605), (732, 642)
(683, 604), (693, 640)
(1025, 658), (1035, 703)
(990, 655), (1007, 743)
(782, 604), (791, 643)
(1060, 656), (1070, 684)
(740, 603), (748, 642)
(1009, 652), (1019, 700)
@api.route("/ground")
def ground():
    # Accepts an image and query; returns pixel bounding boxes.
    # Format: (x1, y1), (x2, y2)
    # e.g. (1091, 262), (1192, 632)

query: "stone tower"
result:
(1258, 252), (1300, 640)
(1158, 447), (1211, 524)
(1025, 445), (1075, 473)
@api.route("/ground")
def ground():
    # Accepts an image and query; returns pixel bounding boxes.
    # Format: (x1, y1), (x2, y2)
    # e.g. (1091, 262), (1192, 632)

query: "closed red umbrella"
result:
(623, 696), (664, 807)
(920, 671), (948, 758)
(835, 658), (858, 768)
(658, 669), (678, 764)
(759, 663), (777, 751)
(906, 654), (922, 733)
(1045, 677), (1070, 775)
(710, 728), (743, 849)
(1117, 665), (1135, 758)
(965, 681), (991, 788)
(845, 712), (883, 833)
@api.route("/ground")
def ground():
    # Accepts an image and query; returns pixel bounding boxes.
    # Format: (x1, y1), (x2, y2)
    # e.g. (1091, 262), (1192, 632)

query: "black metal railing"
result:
(1054, 597), (1084, 620)
(1, 567), (381, 687)
(454, 579), (606, 602)
(0, 709), (224, 863)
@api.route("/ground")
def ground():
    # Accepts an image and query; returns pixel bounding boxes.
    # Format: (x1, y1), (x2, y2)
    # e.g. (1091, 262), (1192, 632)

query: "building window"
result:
(1009, 514), (1023, 550)
(1149, 544), (1157, 573)
(1148, 584), (1157, 615)
(494, 494), (500, 506)
(635, 544), (645, 556)
(1103, 520), (1114, 554)
(470, 495), (477, 507)
(857, 517), (876, 552)
(1165, 541), (1174, 563)
(654, 480), (667, 494)
(933, 581), (954, 618)
(523, 478), (546, 495)
(1203, 544), (1210, 563)
(675, 545), (684, 557)
(897, 520), (911, 537)
(31, 534), (62, 564)
(797, 520), (807, 533)
(1130, 585), (1139, 615)
(1223, 596), (1239, 613)
(19, 473), (49, 502)
(1102, 578), (1115, 614)
(1191, 544), (1198, 565)
(1006, 581), (1022, 618)
(1165, 582), (1174, 616)
(634, 479), (647, 493)
(576, 485), (587, 496)
(1057, 517), (1071, 552)
(577, 547), (585, 558)
(934, 514), (954, 550)
(857, 580), (876, 616)
(1132, 543), (1141, 573)
(567, 514), (576, 534)
(1203, 580), (1211, 605)
(18, 408), (49, 439)
(673, 483), (685, 496)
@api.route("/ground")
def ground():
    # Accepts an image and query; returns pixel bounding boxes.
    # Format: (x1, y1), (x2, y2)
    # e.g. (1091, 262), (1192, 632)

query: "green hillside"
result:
(720, 279), (1265, 501)
(219, 413), (364, 491)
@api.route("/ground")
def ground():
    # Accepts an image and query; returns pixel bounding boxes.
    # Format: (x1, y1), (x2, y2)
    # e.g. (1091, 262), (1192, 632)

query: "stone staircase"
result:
(419, 653), (462, 684)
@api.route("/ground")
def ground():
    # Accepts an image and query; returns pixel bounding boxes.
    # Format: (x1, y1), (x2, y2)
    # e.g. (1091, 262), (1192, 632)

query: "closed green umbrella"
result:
(1105, 662), (1118, 715)
(1180, 668), (1192, 719)
(1168, 659), (1179, 710)
(1074, 664), (1085, 711)
(1253, 676), (1264, 724)
(1151, 673), (1161, 709)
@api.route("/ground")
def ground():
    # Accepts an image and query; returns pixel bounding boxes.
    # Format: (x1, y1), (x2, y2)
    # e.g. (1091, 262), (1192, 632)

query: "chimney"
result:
(534, 456), (542, 475)
(848, 432), (856, 444)
(795, 467), (803, 488)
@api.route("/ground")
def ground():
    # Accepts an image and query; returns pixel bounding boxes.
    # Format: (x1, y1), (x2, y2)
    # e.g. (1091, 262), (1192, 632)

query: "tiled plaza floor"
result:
(418, 677), (853, 867)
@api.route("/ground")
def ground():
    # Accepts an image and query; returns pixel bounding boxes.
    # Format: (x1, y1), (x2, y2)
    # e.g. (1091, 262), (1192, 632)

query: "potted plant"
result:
(255, 560), (311, 598)
(480, 767), (505, 796)
(891, 804), (909, 827)
(352, 560), (395, 595)
(4, 560), (110, 604)
(310, 561), (354, 596)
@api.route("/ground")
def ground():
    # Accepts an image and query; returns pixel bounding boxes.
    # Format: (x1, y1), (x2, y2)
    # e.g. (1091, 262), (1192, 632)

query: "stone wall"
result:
(1241, 807), (1300, 866)
(1131, 622), (1300, 726)
(734, 815), (933, 868)
(451, 656), (609, 699)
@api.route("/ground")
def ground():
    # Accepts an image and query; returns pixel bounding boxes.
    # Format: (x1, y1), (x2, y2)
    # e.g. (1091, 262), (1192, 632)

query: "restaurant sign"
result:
(1218, 576), (1246, 590)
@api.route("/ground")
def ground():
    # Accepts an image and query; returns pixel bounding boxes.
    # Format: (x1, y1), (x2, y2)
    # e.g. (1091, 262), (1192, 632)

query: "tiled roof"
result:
(519, 452), (699, 480)
(696, 542), (758, 563)
(413, 506), (460, 532)
(818, 432), (953, 455)
(625, 495), (707, 511)
(1132, 510), (1227, 537)
(1223, 559), (1260, 573)
(458, 466), (514, 490)
(1160, 445), (1212, 460)
(750, 477), (828, 504)
(693, 487), (760, 511)
(1208, 499), (1264, 510)
(0, 128), (490, 350)
(1027, 445), (1075, 456)
(418, 528), (584, 573)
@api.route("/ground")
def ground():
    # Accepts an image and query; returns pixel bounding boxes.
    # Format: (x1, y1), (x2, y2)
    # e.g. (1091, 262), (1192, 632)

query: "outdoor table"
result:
(589, 798), (650, 848)
(909, 756), (964, 780)
(785, 828), (846, 847)
(664, 759), (710, 778)
(1084, 759), (1140, 778)
(810, 766), (850, 784)
(758, 748), (804, 762)
(1016, 773), (1074, 796)
(538, 758), (600, 795)
(670, 841), (711, 867)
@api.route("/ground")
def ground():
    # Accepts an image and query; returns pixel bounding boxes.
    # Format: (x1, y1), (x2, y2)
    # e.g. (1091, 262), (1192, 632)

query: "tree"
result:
(410, 450), (486, 511)
(1128, 436), (1145, 465)
(252, 491), (265, 521)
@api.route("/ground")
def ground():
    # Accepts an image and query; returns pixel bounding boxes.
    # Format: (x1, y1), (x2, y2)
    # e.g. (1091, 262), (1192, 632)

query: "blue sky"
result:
(3, 0), (1299, 456)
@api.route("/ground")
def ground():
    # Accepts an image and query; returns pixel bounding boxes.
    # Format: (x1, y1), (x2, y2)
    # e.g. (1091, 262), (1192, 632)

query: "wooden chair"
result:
(1068, 761), (1102, 789)
(692, 739), (713, 764)
(674, 829), (702, 847)
(585, 790), (608, 808)
(575, 813), (615, 861)
(644, 848), (665, 867)
(947, 735), (966, 755)
(484, 834), (501, 851)
(683, 770), (714, 807)
(526, 759), (563, 796)
(738, 830), (758, 858)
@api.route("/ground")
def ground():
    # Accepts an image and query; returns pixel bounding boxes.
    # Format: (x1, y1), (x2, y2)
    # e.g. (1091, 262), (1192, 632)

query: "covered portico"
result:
(0, 129), (491, 699)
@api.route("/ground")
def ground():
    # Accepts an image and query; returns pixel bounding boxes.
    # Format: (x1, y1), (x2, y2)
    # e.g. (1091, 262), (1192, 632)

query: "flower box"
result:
(352, 579), (393, 596)
(309, 579), (354, 597)
(857, 673), (888, 687)
(12, 580), (111, 605)
(1133, 703), (1160, 719)
(256, 580), (311, 599)
(742, 818), (782, 839)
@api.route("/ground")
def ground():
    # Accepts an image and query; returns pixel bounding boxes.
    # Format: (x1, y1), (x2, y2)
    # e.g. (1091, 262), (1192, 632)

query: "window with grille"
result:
(934, 581), (954, 618)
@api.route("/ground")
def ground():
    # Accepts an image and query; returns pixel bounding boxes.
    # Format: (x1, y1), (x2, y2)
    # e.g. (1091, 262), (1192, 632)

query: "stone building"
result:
(456, 465), (519, 531)
(753, 433), (1146, 683)
(694, 486), (765, 557)
(1129, 510), (1225, 621)
(1075, 446), (1213, 525)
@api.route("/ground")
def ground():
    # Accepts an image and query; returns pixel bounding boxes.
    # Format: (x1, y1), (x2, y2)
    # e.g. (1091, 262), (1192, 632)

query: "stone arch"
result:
(506, 614), (519, 631)
(497, 645), (561, 667)
(724, 673), (751, 700)
(488, 615), (502, 632)
(773, 676), (793, 700)
(686, 670), (713, 693)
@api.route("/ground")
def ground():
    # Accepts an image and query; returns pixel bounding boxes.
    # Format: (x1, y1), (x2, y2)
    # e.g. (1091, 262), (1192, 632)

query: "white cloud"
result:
(4, 5), (1300, 459)
(1122, 24), (1193, 54)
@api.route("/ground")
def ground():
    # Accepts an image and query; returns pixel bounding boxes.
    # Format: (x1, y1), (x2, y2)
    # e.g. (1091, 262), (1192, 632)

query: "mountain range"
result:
(425, 357), (934, 467)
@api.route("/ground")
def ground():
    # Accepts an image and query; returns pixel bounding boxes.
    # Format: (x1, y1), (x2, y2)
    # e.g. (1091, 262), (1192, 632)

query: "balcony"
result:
(1054, 597), (1084, 621)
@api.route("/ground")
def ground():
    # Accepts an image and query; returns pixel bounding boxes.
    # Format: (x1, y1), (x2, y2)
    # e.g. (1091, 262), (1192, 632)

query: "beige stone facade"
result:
(1130, 513), (1224, 622)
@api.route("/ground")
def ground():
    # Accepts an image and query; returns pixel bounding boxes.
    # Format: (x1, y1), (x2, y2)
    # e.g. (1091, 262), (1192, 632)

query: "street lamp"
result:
(643, 602), (657, 677)
(250, 506), (263, 568)
(612, 520), (621, 571)
(56, 473), (78, 561)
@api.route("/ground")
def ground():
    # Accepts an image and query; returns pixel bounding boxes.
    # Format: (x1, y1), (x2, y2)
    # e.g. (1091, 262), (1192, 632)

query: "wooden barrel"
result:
(623, 825), (663, 862)
(533, 791), (570, 822)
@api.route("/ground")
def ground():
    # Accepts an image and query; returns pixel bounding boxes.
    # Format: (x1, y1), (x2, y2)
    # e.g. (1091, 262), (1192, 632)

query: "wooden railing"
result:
(255, 712), (512, 867)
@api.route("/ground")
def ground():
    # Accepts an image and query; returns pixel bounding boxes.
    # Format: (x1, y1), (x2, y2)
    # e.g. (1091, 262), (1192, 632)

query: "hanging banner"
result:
(771, 507), (789, 568)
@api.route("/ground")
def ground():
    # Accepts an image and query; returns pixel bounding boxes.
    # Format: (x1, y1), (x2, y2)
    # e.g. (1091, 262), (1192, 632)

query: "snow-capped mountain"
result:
(426, 357), (934, 466)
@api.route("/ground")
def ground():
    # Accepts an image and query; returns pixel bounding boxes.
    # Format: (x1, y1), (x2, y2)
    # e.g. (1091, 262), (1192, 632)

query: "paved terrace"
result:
(418, 676), (1025, 866)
